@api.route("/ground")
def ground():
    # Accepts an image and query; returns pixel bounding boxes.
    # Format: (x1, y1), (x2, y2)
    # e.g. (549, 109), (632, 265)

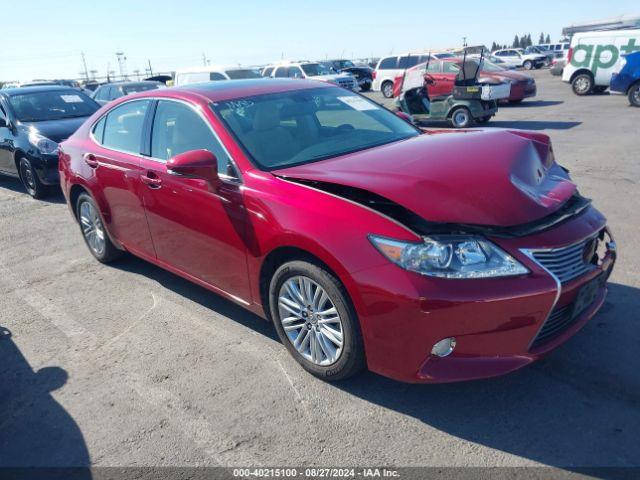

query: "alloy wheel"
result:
(79, 201), (106, 256)
(19, 160), (36, 193)
(382, 82), (393, 98)
(631, 85), (640, 106)
(574, 76), (592, 95)
(278, 276), (344, 366)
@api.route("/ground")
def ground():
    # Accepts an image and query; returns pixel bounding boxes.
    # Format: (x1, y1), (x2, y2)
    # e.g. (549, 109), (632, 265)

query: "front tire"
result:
(381, 81), (394, 98)
(572, 73), (594, 96)
(523, 60), (533, 70)
(18, 157), (48, 199)
(76, 192), (122, 263)
(629, 82), (640, 107)
(269, 260), (365, 381)
(450, 107), (473, 128)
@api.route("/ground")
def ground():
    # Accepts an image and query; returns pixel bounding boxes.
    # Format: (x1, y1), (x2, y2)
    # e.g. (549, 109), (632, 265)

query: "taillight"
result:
(567, 48), (573, 63)
(372, 70), (377, 80)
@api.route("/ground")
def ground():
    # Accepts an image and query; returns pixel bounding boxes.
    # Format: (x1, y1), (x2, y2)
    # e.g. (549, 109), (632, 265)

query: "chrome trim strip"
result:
(520, 248), (562, 350)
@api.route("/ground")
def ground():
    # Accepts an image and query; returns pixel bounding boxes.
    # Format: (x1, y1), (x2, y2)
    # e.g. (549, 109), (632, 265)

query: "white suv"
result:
(372, 53), (431, 98)
(268, 62), (357, 90)
(174, 66), (262, 86)
(492, 49), (547, 70)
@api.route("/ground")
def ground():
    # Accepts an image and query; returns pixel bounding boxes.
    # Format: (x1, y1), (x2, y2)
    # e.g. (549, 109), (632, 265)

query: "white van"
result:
(372, 53), (431, 98)
(174, 66), (262, 86)
(562, 29), (640, 95)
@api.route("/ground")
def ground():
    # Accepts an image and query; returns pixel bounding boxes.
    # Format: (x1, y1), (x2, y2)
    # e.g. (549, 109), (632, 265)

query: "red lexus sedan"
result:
(59, 79), (615, 383)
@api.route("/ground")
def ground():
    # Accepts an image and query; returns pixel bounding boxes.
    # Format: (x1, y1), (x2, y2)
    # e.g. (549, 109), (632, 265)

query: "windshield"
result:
(524, 46), (543, 55)
(226, 69), (262, 79)
(301, 63), (331, 76)
(9, 90), (99, 122)
(339, 60), (355, 68)
(122, 83), (161, 95)
(211, 87), (419, 170)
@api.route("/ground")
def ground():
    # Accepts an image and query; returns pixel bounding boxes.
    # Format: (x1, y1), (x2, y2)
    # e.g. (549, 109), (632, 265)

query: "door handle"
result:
(83, 153), (99, 168)
(140, 173), (162, 189)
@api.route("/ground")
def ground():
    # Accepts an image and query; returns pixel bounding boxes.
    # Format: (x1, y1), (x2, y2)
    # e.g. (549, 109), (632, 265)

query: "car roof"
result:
(0, 85), (78, 96)
(135, 78), (334, 103)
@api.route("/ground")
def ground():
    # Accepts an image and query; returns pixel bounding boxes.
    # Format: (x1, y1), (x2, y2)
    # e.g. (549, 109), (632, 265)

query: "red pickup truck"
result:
(394, 57), (537, 104)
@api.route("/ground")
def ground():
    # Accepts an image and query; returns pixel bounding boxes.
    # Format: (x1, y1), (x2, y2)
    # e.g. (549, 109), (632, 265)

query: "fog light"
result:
(431, 337), (456, 357)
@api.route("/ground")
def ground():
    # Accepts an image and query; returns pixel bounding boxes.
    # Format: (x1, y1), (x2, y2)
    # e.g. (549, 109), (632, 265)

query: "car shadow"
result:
(105, 252), (640, 470)
(486, 120), (582, 130)
(112, 255), (278, 342)
(331, 281), (640, 470)
(502, 100), (565, 107)
(0, 326), (92, 478)
(0, 175), (66, 204)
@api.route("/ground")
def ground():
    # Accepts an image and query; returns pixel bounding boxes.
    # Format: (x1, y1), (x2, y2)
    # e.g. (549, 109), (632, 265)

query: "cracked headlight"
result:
(369, 235), (528, 279)
(28, 132), (59, 155)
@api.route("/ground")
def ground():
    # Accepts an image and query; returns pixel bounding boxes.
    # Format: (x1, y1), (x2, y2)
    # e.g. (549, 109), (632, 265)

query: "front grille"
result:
(337, 78), (355, 90)
(529, 236), (596, 284)
(530, 303), (575, 349)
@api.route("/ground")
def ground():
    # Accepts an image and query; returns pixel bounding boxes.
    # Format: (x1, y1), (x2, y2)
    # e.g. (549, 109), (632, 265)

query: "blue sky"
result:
(1, 0), (638, 82)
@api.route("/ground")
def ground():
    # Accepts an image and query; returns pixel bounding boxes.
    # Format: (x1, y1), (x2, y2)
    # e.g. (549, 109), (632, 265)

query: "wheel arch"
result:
(569, 68), (594, 83)
(258, 244), (362, 325)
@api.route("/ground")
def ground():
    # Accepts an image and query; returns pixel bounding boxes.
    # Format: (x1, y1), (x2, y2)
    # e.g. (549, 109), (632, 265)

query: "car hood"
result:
(273, 130), (576, 228)
(19, 117), (90, 143)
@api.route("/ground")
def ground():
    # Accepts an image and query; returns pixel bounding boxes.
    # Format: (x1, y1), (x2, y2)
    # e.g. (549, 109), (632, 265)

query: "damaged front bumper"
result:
(349, 206), (616, 383)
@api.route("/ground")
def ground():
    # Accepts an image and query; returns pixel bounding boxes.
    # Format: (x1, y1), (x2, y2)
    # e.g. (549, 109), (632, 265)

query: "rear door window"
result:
(210, 72), (227, 81)
(274, 67), (288, 78)
(101, 100), (150, 154)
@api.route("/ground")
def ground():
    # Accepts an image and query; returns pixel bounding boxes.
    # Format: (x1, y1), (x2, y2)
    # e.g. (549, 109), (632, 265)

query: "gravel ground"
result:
(0, 70), (639, 472)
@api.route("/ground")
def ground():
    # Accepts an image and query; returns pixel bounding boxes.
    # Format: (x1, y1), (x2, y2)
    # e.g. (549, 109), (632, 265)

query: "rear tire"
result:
(572, 73), (594, 96)
(381, 81), (394, 98)
(629, 82), (640, 107)
(18, 157), (49, 199)
(269, 260), (366, 382)
(476, 116), (491, 124)
(360, 82), (372, 92)
(450, 107), (473, 128)
(76, 192), (122, 264)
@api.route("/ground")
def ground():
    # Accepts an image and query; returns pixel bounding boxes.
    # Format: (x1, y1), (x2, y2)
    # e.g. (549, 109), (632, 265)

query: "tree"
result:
(539, 33), (545, 44)
(513, 35), (520, 48)
(546, 34), (551, 43)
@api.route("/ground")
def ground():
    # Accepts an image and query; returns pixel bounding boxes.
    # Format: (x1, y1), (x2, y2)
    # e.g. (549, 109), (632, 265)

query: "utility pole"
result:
(133, 69), (141, 81)
(116, 52), (128, 81)
(81, 52), (90, 81)
(89, 69), (98, 80)
(147, 59), (153, 77)
(202, 53), (210, 66)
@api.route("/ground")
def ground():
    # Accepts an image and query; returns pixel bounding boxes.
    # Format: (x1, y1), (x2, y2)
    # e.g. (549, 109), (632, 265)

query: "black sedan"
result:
(92, 81), (164, 106)
(0, 86), (100, 198)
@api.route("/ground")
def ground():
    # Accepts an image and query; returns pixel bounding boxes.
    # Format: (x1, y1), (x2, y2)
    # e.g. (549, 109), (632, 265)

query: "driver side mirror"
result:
(167, 150), (220, 187)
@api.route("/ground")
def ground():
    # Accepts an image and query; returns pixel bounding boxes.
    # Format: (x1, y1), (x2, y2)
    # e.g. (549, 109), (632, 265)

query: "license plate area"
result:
(572, 274), (604, 319)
